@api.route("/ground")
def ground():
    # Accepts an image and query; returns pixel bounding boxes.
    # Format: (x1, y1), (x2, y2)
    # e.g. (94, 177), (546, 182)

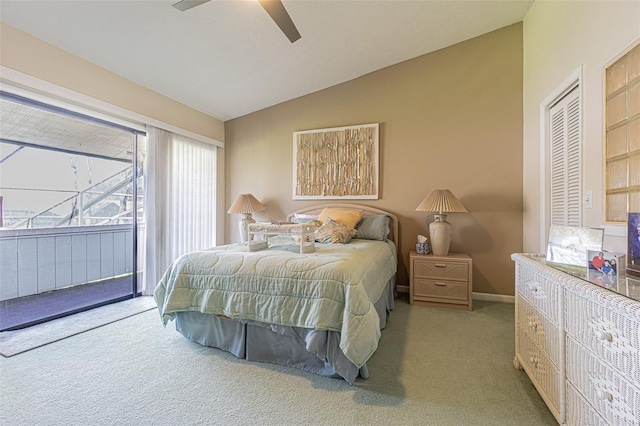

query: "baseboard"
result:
(397, 286), (514, 304)
(396, 284), (409, 294)
(472, 292), (515, 304)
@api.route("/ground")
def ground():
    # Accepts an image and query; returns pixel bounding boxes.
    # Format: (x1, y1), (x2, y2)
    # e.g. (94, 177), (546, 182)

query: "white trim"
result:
(0, 66), (223, 147)
(603, 223), (627, 237)
(472, 292), (515, 304)
(1, 78), (146, 133)
(539, 66), (583, 250)
(603, 36), (640, 69)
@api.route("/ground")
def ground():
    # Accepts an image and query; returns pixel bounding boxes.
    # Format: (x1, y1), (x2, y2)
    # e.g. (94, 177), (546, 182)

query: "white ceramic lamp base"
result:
(429, 214), (451, 256)
(239, 213), (255, 243)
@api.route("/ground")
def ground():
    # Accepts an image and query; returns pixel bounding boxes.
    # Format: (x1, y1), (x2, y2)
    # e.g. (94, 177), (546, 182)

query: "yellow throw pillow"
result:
(317, 208), (364, 229)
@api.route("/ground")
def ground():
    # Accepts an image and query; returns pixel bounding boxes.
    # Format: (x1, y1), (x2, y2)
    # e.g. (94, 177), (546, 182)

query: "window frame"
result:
(604, 38), (640, 224)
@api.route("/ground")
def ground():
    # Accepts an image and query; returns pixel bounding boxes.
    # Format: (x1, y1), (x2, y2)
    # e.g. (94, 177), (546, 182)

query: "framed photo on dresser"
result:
(628, 212), (640, 277)
(587, 249), (624, 288)
(546, 225), (603, 275)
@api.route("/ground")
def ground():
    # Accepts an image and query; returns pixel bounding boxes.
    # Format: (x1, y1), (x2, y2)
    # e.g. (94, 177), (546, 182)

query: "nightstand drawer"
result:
(413, 278), (468, 303)
(409, 252), (472, 310)
(413, 260), (469, 280)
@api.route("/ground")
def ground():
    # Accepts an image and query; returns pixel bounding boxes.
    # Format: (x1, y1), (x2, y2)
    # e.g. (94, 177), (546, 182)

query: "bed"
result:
(154, 204), (398, 384)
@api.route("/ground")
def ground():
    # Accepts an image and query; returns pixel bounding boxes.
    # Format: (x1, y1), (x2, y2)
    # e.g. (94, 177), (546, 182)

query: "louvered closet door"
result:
(550, 86), (582, 227)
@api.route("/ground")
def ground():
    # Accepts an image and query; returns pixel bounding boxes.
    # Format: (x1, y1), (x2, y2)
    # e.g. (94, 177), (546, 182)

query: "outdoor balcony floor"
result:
(0, 276), (134, 331)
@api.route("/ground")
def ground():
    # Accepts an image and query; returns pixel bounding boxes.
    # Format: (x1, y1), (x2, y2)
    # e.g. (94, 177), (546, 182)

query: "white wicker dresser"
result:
(512, 254), (640, 425)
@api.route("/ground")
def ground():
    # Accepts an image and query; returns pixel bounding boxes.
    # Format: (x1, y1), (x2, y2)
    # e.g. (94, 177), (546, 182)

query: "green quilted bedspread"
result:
(154, 239), (397, 367)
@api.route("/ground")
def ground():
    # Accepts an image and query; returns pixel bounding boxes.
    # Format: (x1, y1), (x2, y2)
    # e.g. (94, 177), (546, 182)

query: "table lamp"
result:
(415, 189), (468, 256)
(227, 193), (266, 243)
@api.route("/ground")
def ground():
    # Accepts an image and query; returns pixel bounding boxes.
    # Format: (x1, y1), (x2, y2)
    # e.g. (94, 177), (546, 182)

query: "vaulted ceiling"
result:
(0, 0), (533, 121)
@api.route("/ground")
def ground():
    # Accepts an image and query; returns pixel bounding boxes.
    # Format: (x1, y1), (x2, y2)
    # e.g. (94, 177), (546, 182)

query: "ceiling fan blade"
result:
(258, 0), (301, 43)
(172, 0), (211, 12)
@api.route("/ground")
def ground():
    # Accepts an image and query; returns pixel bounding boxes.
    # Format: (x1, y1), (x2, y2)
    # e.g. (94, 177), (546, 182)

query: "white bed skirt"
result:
(174, 276), (396, 384)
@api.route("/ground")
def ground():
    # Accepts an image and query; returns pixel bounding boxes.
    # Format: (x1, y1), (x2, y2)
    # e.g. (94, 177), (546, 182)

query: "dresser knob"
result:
(598, 331), (613, 342)
(597, 389), (613, 402)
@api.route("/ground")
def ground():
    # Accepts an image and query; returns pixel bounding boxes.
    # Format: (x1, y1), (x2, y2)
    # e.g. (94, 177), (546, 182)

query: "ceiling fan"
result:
(172, 0), (301, 43)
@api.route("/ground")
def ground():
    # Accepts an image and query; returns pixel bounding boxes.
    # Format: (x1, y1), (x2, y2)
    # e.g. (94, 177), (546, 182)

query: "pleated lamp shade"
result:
(227, 193), (266, 214)
(415, 189), (468, 214)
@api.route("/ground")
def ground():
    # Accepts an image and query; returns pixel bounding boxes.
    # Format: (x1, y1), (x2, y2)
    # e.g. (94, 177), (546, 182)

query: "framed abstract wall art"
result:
(292, 123), (379, 200)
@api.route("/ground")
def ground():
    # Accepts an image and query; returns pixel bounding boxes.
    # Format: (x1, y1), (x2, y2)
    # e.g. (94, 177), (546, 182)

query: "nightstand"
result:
(409, 252), (473, 311)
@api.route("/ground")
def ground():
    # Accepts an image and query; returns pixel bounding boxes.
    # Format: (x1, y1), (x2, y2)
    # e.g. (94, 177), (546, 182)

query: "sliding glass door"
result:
(0, 91), (144, 330)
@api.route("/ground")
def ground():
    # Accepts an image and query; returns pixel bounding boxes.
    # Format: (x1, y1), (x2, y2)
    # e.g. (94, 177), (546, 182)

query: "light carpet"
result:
(0, 300), (557, 425)
(0, 296), (157, 357)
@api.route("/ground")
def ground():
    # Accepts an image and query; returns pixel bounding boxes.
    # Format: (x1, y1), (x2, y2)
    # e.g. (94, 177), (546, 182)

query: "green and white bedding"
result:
(154, 238), (397, 368)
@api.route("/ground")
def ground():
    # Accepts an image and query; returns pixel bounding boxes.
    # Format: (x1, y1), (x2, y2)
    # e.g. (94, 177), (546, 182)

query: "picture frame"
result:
(292, 123), (379, 200)
(545, 225), (604, 276)
(586, 250), (624, 289)
(628, 212), (640, 277)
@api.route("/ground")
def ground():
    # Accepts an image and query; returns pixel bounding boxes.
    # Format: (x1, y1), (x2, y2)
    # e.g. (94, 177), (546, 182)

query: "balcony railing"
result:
(0, 224), (144, 302)
(3, 166), (142, 229)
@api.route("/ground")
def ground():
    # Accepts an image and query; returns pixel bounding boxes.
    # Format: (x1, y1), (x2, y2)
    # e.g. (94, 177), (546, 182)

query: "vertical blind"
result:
(170, 134), (216, 256)
(143, 127), (216, 295)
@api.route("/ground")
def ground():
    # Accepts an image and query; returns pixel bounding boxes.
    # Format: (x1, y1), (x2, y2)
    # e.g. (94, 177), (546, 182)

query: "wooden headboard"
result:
(287, 203), (399, 250)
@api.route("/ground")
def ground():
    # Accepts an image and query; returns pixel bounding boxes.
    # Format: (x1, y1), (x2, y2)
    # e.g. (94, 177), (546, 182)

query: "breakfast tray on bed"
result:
(247, 222), (315, 253)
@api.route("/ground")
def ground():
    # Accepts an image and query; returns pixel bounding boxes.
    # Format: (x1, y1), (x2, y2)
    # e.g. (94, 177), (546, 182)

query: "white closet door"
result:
(549, 86), (581, 227)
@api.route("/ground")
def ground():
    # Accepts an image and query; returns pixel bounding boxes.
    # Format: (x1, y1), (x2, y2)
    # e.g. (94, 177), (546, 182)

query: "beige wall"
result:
(0, 22), (224, 143)
(523, 1), (640, 255)
(225, 23), (524, 296)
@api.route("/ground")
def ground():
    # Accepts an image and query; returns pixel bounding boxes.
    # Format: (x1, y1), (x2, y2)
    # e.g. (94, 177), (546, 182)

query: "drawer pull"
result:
(598, 331), (613, 342)
(528, 320), (538, 332)
(596, 389), (613, 402)
(434, 282), (447, 286)
(434, 263), (447, 268)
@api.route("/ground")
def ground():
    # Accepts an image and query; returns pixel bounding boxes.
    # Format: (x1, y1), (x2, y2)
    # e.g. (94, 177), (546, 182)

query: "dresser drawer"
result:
(413, 278), (468, 304)
(564, 288), (640, 387)
(517, 296), (561, 364)
(517, 328), (562, 413)
(516, 262), (560, 323)
(566, 336), (640, 426)
(566, 381), (609, 426)
(413, 260), (469, 280)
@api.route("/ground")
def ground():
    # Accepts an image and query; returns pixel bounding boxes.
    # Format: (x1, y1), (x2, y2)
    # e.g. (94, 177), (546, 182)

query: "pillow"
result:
(354, 214), (391, 241)
(291, 213), (319, 224)
(314, 217), (357, 244)
(317, 208), (364, 229)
